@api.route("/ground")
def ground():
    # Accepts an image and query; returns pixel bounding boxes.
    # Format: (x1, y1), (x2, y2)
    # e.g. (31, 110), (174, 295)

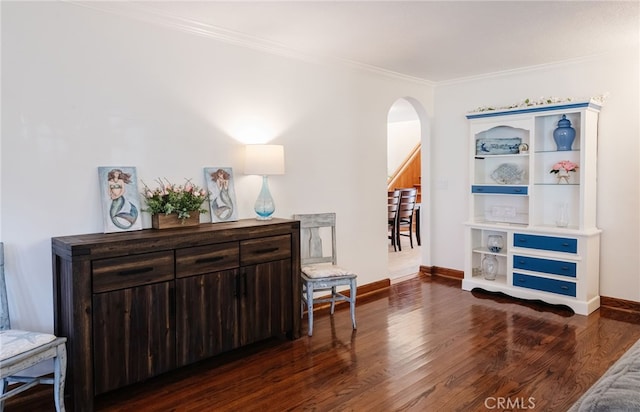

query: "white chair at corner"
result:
(294, 213), (357, 336)
(0, 242), (68, 412)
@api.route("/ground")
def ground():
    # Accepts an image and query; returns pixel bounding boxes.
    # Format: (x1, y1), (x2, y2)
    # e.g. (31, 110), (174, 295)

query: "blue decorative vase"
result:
(254, 175), (275, 220)
(553, 115), (576, 151)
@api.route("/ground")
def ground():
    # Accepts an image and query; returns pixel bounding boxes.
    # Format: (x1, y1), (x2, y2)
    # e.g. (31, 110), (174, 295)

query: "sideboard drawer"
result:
(471, 185), (528, 195)
(176, 242), (239, 278)
(240, 234), (291, 266)
(513, 233), (577, 254)
(513, 255), (576, 278)
(92, 251), (175, 293)
(513, 272), (576, 297)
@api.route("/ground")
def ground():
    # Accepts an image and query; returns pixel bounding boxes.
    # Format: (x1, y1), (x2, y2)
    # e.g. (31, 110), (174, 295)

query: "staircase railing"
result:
(387, 143), (421, 195)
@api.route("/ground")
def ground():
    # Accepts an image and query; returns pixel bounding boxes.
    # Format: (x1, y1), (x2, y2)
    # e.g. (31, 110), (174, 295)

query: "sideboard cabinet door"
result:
(92, 281), (175, 395)
(175, 269), (240, 367)
(240, 259), (293, 346)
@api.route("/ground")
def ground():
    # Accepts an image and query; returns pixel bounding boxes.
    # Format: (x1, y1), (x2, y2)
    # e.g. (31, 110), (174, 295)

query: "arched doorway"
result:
(387, 97), (430, 279)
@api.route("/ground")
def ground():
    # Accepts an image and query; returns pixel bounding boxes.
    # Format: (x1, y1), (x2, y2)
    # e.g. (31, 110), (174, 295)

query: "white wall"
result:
(0, 2), (434, 332)
(432, 48), (640, 301)
(387, 120), (420, 178)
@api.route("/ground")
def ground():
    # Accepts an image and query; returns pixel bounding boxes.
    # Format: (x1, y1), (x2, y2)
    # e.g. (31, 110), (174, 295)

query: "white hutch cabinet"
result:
(462, 100), (602, 315)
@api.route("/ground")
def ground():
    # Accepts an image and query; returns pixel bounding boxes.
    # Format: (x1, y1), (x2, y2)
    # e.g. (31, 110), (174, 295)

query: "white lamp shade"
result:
(244, 144), (285, 175)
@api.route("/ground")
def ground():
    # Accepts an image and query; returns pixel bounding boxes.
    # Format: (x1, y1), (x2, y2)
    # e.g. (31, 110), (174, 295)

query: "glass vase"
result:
(482, 255), (498, 281)
(556, 202), (569, 228)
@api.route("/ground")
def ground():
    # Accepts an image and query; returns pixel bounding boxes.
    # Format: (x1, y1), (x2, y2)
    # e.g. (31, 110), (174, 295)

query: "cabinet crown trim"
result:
(466, 100), (601, 119)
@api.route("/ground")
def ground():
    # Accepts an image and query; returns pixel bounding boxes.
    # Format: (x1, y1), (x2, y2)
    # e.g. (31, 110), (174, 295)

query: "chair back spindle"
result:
(0, 242), (10, 330)
(297, 212), (337, 266)
(388, 190), (401, 251)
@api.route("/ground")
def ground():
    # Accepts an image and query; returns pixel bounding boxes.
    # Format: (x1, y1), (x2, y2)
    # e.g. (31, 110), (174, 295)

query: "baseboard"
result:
(390, 272), (423, 285)
(308, 265), (465, 313)
(307, 278), (391, 313)
(600, 295), (640, 316)
(420, 265), (464, 280)
(418, 269), (640, 317)
(355, 278), (391, 299)
(309, 273), (640, 319)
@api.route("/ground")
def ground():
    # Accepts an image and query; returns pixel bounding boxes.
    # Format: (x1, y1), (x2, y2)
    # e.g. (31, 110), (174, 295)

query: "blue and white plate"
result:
(476, 137), (522, 155)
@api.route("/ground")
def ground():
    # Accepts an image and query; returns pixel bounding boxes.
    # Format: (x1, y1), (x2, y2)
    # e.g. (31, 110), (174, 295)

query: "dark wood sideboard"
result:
(52, 218), (301, 412)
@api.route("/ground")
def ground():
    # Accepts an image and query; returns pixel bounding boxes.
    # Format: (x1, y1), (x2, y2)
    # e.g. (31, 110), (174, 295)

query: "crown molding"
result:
(435, 53), (611, 87)
(65, 1), (435, 87)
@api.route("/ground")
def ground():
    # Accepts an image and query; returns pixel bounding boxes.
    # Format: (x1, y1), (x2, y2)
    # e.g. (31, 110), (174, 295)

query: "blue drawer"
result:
(513, 255), (576, 278)
(513, 233), (577, 254)
(472, 185), (528, 195)
(513, 273), (576, 297)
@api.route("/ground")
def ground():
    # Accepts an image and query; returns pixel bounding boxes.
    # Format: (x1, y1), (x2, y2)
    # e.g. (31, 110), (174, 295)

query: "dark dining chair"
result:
(396, 188), (417, 251)
(388, 190), (401, 251)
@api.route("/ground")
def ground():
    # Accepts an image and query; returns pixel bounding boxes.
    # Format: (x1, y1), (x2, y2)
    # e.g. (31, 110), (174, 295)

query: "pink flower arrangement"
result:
(142, 178), (209, 220)
(550, 160), (579, 174)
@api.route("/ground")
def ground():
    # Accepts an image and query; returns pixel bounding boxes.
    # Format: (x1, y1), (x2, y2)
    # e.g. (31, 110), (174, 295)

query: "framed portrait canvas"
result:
(98, 166), (143, 233)
(204, 167), (238, 223)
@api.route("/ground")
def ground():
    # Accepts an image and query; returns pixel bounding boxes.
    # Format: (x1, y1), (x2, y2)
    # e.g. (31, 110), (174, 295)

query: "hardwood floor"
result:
(7, 276), (640, 411)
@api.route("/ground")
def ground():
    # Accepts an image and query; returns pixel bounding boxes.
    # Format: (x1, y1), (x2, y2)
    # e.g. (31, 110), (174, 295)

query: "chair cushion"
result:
(302, 263), (356, 279)
(0, 329), (57, 361)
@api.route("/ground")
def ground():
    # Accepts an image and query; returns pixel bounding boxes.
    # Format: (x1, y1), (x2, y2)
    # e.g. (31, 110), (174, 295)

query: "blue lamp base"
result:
(254, 175), (275, 220)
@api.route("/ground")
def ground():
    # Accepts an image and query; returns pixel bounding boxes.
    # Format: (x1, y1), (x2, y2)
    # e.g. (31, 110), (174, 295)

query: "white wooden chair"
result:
(294, 213), (357, 336)
(0, 243), (67, 412)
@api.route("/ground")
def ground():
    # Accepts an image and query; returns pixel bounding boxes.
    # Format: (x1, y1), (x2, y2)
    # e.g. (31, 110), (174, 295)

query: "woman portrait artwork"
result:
(99, 166), (142, 232)
(205, 167), (238, 222)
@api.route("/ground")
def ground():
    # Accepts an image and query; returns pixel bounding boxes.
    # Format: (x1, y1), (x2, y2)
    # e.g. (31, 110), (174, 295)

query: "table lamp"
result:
(244, 144), (285, 220)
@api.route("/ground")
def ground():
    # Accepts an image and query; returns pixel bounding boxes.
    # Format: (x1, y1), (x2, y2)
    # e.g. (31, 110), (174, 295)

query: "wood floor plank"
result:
(6, 276), (640, 411)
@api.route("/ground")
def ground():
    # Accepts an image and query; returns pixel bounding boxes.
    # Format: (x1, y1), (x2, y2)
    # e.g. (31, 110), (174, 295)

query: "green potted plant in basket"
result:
(142, 178), (209, 228)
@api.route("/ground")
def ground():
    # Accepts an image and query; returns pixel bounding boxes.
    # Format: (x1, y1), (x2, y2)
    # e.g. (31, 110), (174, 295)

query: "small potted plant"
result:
(142, 178), (209, 228)
(549, 160), (578, 184)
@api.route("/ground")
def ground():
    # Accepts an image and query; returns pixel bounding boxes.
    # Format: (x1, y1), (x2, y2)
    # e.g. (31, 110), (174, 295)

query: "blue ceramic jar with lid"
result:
(553, 114), (576, 151)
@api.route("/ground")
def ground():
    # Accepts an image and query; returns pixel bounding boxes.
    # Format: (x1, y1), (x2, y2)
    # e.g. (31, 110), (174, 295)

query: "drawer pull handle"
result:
(476, 188), (484, 192)
(561, 266), (570, 271)
(562, 243), (570, 247)
(518, 260), (526, 265)
(196, 256), (224, 264)
(118, 267), (153, 276)
(254, 247), (279, 255)
(514, 188), (522, 193)
(561, 286), (569, 290)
